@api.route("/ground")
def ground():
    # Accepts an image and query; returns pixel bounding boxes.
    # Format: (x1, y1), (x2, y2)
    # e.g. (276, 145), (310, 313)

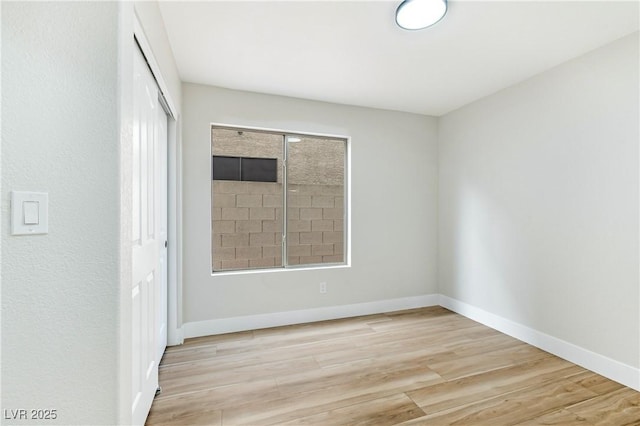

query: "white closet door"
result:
(131, 43), (168, 426)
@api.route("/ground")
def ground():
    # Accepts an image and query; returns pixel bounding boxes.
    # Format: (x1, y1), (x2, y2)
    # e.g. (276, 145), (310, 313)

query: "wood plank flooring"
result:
(146, 307), (640, 425)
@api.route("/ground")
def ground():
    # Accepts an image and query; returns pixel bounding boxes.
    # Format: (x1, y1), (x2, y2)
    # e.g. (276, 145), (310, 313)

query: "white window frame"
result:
(210, 123), (351, 274)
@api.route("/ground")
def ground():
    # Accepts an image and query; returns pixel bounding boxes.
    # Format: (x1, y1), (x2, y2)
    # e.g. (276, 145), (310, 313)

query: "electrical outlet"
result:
(319, 282), (327, 294)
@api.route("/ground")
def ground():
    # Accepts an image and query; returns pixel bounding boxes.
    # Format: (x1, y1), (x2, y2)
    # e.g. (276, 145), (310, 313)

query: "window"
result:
(211, 126), (347, 272)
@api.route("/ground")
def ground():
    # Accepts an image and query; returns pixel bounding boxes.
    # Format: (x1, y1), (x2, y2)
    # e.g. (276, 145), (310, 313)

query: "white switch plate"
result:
(11, 191), (48, 235)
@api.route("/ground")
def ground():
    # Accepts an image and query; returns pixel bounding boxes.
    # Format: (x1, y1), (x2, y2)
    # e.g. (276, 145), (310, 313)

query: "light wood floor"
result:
(147, 307), (640, 425)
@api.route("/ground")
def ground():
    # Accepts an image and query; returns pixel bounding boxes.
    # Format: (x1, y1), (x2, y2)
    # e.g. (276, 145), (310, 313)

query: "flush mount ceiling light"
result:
(286, 136), (302, 143)
(395, 0), (448, 30)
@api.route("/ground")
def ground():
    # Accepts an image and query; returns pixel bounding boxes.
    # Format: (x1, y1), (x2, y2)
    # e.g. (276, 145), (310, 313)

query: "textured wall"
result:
(2, 2), (120, 424)
(438, 33), (639, 368)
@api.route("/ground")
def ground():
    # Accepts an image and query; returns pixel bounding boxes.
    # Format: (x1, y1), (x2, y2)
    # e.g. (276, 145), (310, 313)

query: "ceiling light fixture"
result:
(286, 136), (302, 143)
(395, 0), (448, 30)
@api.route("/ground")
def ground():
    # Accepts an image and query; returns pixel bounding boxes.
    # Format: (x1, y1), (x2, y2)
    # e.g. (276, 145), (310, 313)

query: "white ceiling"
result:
(158, 1), (639, 116)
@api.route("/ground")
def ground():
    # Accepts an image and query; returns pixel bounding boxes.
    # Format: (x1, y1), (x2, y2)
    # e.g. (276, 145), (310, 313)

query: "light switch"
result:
(23, 201), (40, 225)
(11, 191), (48, 235)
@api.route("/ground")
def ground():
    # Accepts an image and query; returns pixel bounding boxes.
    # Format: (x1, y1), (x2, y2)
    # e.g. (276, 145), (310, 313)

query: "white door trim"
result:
(133, 11), (183, 347)
(133, 16), (178, 119)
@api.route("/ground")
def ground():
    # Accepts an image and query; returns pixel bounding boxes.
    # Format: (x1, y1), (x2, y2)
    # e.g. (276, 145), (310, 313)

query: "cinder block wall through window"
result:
(211, 127), (345, 271)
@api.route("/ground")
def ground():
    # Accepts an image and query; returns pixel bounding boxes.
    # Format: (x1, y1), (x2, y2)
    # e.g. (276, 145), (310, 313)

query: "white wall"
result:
(182, 84), (438, 327)
(2, 1), (182, 424)
(2, 2), (120, 424)
(438, 33), (639, 369)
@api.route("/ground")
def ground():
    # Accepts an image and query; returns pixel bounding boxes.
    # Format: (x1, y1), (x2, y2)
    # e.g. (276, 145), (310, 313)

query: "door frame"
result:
(118, 4), (183, 424)
(132, 10), (183, 349)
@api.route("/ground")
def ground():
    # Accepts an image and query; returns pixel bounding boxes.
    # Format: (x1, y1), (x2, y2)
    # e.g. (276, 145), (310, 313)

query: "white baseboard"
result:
(439, 295), (640, 391)
(168, 325), (184, 346)
(183, 294), (440, 338)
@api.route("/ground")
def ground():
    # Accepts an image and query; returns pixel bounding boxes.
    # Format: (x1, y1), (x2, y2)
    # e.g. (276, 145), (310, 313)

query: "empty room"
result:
(2, 0), (639, 425)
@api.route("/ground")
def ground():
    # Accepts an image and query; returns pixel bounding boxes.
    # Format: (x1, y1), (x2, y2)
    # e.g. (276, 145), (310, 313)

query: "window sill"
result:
(211, 263), (350, 277)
